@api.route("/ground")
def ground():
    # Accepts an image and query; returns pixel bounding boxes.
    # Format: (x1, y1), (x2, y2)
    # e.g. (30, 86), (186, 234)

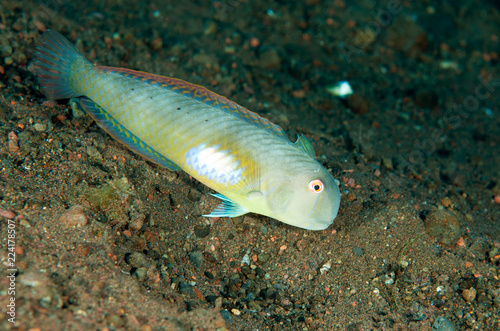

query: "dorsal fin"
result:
(294, 134), (316, 158)
(97, 66), (290, 141)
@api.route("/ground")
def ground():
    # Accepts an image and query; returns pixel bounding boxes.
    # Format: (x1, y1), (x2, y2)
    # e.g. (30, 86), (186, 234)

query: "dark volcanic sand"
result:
(0, 1), (499, 330)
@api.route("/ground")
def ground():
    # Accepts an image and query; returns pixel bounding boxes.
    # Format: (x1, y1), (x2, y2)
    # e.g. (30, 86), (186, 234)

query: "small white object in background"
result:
(326, 81), (353, 99)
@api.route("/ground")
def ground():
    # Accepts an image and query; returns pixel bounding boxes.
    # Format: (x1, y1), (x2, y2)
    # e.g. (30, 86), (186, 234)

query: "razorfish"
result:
(33, 30), (341, 230)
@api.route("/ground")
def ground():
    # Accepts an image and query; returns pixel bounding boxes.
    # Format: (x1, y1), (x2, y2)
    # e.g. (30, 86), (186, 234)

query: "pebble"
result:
(2, 44), (13, 56)
(257, 253), (269, 263)
(76, 243), (91, 257)
(133, 267), (148, 281)
(382, 156), (393, 170)
(86, 145), (102, 160)
(423, 210), (463, 245)
(345, 94), (369, 114)
(258, 49), (281, 69)
(194, 224), (210, 238)
(19, 272), (63, 309)
(189, 250), (204, 268)
(59, 205), (88, 227)
(241, 253), (250, 266)
(382, 16), (428, 59)
(33, 123), (46, 132)
(431, 316), (456, 331)
(231, 308), (241, 315)
(129, 215), (145, 231)
(462, 287), (477, 302)
(0, 207), (16, 219)
(353, 247), (364, 256)
(187, 188), (201, 201)
(125, 252), (150, 269)
(7, 131), (19, 153)
(220, 309), (232, 322)
(248, 300), (262, 312)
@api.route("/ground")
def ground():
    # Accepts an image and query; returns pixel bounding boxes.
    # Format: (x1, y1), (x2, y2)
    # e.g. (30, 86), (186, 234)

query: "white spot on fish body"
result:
(185, 143), (244, 185)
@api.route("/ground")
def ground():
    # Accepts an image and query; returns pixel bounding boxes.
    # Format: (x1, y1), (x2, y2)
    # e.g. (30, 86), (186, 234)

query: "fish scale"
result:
(33, 30), (341, 230)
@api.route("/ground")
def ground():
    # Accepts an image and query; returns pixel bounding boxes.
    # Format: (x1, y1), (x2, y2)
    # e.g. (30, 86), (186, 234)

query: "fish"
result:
(33, 30), (341, 230)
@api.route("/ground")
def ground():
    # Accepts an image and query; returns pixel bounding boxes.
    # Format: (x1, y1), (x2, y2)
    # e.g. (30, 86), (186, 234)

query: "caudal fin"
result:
(33, 30), (92, 100)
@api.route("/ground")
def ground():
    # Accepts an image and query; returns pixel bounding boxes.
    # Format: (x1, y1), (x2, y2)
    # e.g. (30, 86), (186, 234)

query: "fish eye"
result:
(308, 179), (324, 193)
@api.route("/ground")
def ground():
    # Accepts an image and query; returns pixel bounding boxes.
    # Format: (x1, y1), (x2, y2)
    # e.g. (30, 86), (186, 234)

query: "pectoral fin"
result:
(203, 193), (249, 218)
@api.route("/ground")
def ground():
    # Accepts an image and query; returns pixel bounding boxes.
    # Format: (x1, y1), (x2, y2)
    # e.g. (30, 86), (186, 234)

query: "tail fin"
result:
(33, 30), (92, 100)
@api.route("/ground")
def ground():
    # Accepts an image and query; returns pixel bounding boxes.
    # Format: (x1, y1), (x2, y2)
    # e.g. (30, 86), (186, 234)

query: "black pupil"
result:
(314, 184), (321, 191)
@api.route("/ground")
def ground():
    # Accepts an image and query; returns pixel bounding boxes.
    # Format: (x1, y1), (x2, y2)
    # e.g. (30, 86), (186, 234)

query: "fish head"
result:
(265, 163), (341, 230)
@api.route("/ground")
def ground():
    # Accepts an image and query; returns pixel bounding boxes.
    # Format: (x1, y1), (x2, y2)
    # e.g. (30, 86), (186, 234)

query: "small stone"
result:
(106, 314), (123, 327)
(441, 197), (453, 208)
(2, 44), (13, 56)
(345, 94), (369, 114)
(76, 243), (91, 257)
(86, 145), (102, 160)
(7, 131), (19, 153)
(347, 192), (357, 201)
(462, 287), (477, 302)
(33, 123), (46, 132)
(194, 224), (210, 238)
(399, 259), (409, 268)
(257, 253), (269, 263)
(454, 309), (464, 319)
(204, 21), (218, 35)
(125, 252), (150, 269)
(129, 216), (145, 231)
(248, 301), (262, 312)
(220, 309), (232, 322)
(187, 188), (201, 201)
(416, 291), (426, 301)
(215, 297), (223, 309)
(382, 16), (428, 59)
(259, 49), (281, 70)
(189, 250), (204, 268)
(19, 272), (62, 309)
(295, 239), (307, 252)
(353, 247), (364, 256)
(165, 172), (178, 182)
(0, 208), (16, 219)
(424, 210), (463, 246)
(431, 316), (456, 331)
(231, 308), (241, 315)
(133, 267), (148, 281)
(192, 52), (219, 70)
(19, 218), (31, 228)
(59, 205), (88, 227)
(382, 156), (393, 170)
(40, 286), (63, 309)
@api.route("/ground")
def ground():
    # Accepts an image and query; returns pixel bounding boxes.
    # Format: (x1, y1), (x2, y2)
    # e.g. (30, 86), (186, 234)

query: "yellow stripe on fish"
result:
(33, 30), (341, 230)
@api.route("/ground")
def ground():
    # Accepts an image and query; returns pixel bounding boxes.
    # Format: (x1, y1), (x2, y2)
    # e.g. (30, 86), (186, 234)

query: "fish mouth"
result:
(303, 215), (335, 231)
